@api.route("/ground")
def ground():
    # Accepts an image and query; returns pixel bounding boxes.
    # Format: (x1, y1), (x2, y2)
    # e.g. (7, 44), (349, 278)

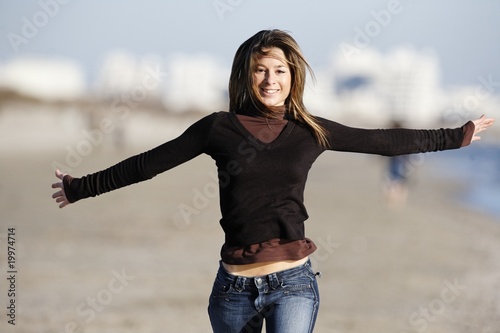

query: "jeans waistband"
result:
(218, 259), (313, 291)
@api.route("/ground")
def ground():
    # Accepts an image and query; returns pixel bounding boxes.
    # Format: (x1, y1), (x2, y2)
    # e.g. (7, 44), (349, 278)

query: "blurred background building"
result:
(0, 1), (499, 126)
(1, 45), (499, 124)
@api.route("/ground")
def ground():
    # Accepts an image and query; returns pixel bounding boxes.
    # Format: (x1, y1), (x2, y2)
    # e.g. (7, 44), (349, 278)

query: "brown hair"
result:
(228, 29), (329, 147)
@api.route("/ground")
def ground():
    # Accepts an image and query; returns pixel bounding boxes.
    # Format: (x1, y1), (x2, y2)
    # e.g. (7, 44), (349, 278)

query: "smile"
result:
(261, 89), (279, 95)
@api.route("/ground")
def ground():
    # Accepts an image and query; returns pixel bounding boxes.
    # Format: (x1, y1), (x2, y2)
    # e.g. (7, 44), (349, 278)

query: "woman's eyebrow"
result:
(255, 63), (288, 68)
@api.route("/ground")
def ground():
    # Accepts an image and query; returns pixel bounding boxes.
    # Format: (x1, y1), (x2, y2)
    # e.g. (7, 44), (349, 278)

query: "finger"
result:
(476, 119), (495, 133)
(59, 201), (68, 209)
(52, 190), (63, 199)
(51, 182), (62, 189)
(472, 116), (484, 127)
(475, 116), (495, 127)
(55, 169), (66, 181)
(483, 118), (495, 126)
(469, 115), (493, 144)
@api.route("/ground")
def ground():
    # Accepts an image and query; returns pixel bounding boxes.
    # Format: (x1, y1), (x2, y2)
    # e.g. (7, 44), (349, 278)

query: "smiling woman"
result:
(51, 29), (494, 333)
(229, 29), (330, 147)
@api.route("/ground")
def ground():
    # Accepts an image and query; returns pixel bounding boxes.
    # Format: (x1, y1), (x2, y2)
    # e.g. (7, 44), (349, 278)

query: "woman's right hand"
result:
(52, 169), (71, 208)
(471, 115), (495, 142)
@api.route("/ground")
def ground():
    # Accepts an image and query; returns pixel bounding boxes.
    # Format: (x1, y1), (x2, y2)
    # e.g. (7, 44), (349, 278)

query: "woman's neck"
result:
(239, 104), (286, 119)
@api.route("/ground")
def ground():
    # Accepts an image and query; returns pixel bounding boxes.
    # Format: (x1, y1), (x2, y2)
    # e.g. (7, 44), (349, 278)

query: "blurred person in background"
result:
(383, 120), (412, 207)
(52, 29), (494, 333)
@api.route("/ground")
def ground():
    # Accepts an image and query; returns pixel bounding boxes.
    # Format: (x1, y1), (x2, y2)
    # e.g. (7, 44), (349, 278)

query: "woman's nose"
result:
(264, 72), (276, 84)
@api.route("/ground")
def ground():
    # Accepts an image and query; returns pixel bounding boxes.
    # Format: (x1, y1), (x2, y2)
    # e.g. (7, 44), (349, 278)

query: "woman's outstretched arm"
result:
(322, 115), (495, 156)
(50, 112), (219, 208)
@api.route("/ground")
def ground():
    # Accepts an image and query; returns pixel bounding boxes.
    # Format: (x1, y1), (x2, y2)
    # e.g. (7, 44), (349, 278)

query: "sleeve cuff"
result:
(461, 121), (475, 147)
(62, 175), (78, 203)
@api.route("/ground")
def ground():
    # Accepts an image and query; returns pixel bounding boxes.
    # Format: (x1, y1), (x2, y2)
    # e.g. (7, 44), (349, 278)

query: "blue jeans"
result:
(208, 259), (320, 333)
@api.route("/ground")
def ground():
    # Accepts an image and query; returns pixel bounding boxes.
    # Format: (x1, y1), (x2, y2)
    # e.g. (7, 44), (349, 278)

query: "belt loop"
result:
(268, 273), (280, 290)
(234, 276), (246, 292)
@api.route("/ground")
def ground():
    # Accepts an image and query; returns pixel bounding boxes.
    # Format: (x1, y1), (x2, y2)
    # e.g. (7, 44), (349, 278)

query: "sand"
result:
(0, 104), (499, 333)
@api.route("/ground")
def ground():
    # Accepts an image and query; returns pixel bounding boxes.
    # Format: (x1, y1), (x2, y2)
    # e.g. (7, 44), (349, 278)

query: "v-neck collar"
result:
(228, 111), (295, 149)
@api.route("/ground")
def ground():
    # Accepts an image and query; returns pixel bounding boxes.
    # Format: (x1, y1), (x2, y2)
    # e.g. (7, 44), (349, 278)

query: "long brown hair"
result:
(228, 29), (330, 147)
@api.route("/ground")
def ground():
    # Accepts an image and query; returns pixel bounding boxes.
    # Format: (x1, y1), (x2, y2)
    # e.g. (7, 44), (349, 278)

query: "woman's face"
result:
(252, 47), (291, 107)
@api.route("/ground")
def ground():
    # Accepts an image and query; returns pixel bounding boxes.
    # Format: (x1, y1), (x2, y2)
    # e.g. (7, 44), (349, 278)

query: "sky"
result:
(0, 0), (499, 89)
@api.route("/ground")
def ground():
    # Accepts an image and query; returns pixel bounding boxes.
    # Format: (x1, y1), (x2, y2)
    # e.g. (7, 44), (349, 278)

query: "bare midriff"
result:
(222, 257), (308, 277)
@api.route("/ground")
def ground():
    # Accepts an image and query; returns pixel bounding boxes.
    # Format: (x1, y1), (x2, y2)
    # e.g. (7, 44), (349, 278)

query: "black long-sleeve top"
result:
(64, 111), (473, 258)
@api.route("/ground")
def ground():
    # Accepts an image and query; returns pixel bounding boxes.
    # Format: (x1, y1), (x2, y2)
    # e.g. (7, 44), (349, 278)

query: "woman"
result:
(52, 29), (494, 332)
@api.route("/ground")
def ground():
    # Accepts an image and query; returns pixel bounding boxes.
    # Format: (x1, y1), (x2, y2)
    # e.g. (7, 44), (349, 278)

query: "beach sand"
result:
(0, 105), (499, 332)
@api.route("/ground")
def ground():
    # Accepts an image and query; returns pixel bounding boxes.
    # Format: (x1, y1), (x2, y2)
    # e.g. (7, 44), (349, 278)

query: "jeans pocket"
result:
(282, 284), (317, 304)
(211, 275), (234, 297)
(280, 269), (319, 302)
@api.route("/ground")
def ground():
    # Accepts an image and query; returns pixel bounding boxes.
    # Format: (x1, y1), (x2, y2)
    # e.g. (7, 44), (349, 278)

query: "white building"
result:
(332, 46), (443, 126)
(0, 56), (86, 101)
(93, 51), (165, 105)
(161, 54), (228, 113)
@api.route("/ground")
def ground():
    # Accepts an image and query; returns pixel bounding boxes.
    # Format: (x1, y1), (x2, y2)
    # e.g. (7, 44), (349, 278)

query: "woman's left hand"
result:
(52, 169), (71, 209)
(471, 115), (495, 142)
